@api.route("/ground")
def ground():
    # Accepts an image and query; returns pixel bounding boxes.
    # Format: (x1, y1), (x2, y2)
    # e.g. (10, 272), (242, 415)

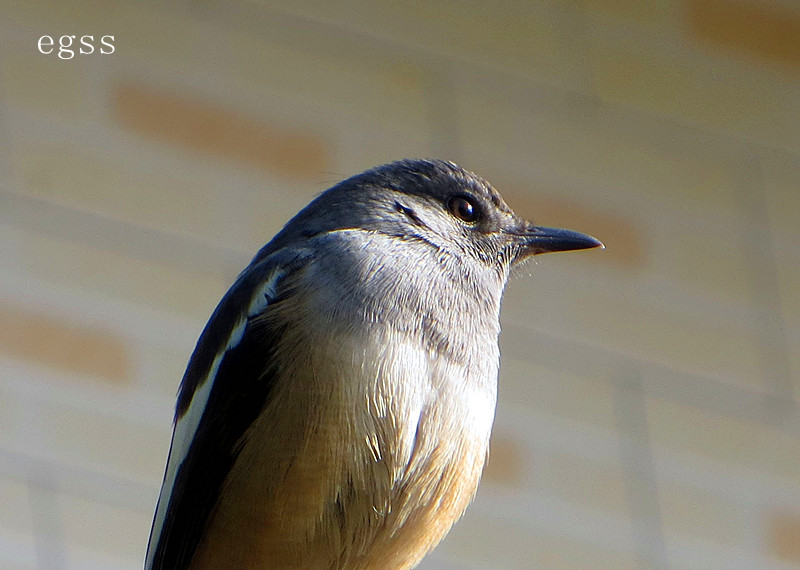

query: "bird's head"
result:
(256, 159), (602, 276)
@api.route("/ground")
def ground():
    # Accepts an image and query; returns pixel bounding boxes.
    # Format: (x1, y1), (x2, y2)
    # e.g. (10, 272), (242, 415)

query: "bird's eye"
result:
(447, 195), (480, 223)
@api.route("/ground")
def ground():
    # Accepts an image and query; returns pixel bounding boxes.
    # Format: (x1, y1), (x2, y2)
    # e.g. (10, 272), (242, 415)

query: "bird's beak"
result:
(512, 225), (603, 262)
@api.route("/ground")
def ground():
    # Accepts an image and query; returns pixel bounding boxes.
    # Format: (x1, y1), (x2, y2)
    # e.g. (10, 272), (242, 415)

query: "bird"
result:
(145, 159), (602, 570)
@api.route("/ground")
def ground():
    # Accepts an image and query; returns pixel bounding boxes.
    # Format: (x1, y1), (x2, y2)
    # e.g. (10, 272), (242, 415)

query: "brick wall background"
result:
(1, 1), (799, 568)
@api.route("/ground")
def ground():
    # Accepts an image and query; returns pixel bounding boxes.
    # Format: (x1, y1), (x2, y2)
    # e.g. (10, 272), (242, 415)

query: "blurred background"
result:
(1, 1), (799, 568)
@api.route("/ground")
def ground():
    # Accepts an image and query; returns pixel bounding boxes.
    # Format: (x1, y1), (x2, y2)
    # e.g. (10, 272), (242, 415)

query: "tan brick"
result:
(14, 146), (220, 245)
(763, 153), (800, 337)
(0, 46), (89, 118)
(589, 32), (800, 152)
(502, 187), (643, 268)
(503, 279), (766, 392)
(114, 83), (331, 180)
(660, 483), (747, 546)
(0, 477), (34, 546)
(788, 328), (800, 408)
(2, 0), (550, 149)
(222, 39), (431, 136)
(105, 6), (430, 135)
(500, 360), (619, 430)
(441, 511), (638, 569)
(534, 451), (630, 517)
(533, 532), (639, 570)
(763, 153), (800, 238)
(60, 492), (150, 562)
(138, 340), (190, 400)
(484, 433), (526, 487)
(252, 0), (584, 89)
(0, 303), (131, 384)
(42, 402), (167, 485)
(457, 84), (751, 219)
(0, 0), (120, 29)
(768, 511), (800, 564)
(0, 382), (19, 449)
(646, 397), (800, 484)
(0, 557), (36, 570)
(0, 475), (36, 568)
(688, 0), (800, 70)
(19, 228), (228, 319)
(664, 218), (757, 306)
(580, 0), (679, 27)
(763, 234), (800, 405)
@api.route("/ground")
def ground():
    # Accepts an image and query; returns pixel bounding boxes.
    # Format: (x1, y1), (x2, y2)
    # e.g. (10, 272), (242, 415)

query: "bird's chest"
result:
(295, 326), (498, 567)
(195, 310), (499, 569)
(311, 323), (499, 466)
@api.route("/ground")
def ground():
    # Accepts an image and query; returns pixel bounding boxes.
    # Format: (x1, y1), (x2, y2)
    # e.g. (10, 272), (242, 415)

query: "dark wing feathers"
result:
(146, 252), (304, 569)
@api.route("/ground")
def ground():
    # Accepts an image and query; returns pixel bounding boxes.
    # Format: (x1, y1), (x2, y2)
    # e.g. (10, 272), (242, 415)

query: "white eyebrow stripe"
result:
(146, 267), (286, 568)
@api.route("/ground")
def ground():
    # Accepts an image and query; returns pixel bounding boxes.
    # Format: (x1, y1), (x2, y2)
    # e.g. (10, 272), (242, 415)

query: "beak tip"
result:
(587, 236), (605, 251)
(570, 236), (604, 253)
(519, 226), (604, 256)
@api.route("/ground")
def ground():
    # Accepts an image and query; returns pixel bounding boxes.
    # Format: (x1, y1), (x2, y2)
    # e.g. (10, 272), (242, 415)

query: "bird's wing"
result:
(145, 247), (309, 570)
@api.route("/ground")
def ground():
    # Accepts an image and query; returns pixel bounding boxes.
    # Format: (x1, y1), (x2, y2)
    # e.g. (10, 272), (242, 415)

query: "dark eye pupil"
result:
(449, 196), (478, 222)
